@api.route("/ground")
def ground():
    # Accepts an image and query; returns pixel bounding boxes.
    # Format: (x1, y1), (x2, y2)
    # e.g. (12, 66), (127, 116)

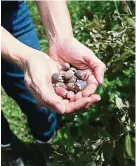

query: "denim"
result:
(1, 1), (57, 144)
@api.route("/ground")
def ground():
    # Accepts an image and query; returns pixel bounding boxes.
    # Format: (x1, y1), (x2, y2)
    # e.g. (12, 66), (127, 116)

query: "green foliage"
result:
(2, 1), (135, 166)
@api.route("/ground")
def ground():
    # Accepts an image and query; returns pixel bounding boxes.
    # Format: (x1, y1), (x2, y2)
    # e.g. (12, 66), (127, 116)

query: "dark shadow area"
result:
(1, 136), (47, 166)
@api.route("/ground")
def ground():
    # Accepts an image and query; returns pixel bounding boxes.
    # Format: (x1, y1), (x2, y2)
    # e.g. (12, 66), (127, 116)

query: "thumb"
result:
(27, 81), (66, 114)
(93, 64), (106, 85)
(84, 51), (106, 85)
(41, 88), (66, 114)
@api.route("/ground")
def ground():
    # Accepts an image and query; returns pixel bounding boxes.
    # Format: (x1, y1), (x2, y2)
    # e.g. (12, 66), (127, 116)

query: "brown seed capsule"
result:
(64, 70), (74, 80)
(67, 76), (77, 83)
(67, 83), (75, 91)
(60, 71), (65, 77)
(69, 67), (77, 73)
(55, 82), (66, 89)
(61, 63), (70, 71)
(74, 82), (82, 93)
(52, 73), (64, 83)
(55, 87), (67, 98)
(75, 70), (86, 80)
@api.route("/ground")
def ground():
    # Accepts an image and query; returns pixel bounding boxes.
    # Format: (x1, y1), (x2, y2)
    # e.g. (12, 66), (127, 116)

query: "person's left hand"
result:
(48, 37), (106, 106)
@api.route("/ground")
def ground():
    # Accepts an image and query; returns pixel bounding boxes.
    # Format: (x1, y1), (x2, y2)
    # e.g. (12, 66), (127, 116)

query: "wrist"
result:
(49, 36), (74, 51)
(18, 47), (47, 71)
(48, 29), (74, 47)
(6, 43), (46, 71)
(48, 36), (74, 60)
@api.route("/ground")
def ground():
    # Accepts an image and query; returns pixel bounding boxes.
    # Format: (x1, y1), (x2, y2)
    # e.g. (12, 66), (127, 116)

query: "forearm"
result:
(1, 26), (41, 69)
(36, 0), (73, 45)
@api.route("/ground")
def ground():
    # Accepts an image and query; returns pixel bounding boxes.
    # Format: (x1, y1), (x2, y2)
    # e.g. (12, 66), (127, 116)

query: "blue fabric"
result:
(1, 1), (57, 143)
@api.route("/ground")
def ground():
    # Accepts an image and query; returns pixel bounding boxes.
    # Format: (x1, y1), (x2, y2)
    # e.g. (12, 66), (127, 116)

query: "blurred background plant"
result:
(2, 1), (135, 166)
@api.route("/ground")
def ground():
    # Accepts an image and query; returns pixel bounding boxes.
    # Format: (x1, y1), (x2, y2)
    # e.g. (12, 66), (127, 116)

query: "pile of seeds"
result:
(52, 63), (87, 98)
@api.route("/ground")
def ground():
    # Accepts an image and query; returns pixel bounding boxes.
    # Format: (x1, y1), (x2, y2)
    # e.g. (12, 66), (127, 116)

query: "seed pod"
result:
(60, 71), (65, 77)
(52, 73), (64, 83)
(67, 83), (75, 91)
(77, 80), (87, 90)
(75, 70), (86, 80)
(55, 82), (66, 89)
(64, 70), (74, 80)
(61, 63), (70, 71)
(69, 67), (77, 73)
(74, 82), (82, 93)
(55, 87), (67, 98)
(67, 76), (77, 83)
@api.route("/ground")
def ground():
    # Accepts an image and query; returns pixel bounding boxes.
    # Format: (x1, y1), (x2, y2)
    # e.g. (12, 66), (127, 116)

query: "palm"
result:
(49, 37), (105, 98)
(24, 53), (100, 114)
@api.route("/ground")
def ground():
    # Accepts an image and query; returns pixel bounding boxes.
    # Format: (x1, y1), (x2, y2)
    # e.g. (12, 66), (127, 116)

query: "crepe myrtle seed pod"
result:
(55, 87), (67, 98)
(69, 67), (77, 73)
(52, 73), (64, 83)
(55, 82), (66, 89)
(64, 70), (74, 80)
(61, 63), (71, 71)
(67, 76), (77, 84)
(74, 82), (82, 93)
(67, 83), (75, 91)
(75, 70), (87, 80)
(52, 83), (56, 88)
(60, 71), (66, 77)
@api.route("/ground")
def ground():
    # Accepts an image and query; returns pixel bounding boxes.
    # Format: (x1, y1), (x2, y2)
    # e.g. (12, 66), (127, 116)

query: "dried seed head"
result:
(52, 73), (64, 83)
(75, 82), (82, 92)
(55, 87), (67, 98)
(64, 70), (74, 80)
(75, 70), (87, 80)
(60, 71), (65, 77)
(69, 67), (77, 73)
(67, 83), (75, 91)
(55, 82), (66, 89)
(67, 76), (77, 83)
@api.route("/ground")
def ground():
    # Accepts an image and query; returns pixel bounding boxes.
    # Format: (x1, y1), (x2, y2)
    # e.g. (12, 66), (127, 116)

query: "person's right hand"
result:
(23, 51), (101, 114)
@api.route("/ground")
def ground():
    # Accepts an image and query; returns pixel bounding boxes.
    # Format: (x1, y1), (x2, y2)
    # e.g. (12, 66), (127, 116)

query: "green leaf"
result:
(125, 133), (133, 158)
(127, 17), (136, 28)
(115, 97), (124, 110)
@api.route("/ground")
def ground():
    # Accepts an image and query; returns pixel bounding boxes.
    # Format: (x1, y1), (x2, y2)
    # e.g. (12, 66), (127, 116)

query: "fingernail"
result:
(99, 76), (104, 84)
(55, 103), (65, 114)
(97, 96), (101, 101)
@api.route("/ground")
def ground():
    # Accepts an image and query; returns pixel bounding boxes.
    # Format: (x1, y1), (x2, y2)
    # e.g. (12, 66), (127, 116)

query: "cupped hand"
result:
(49, 37), (106, 100)
(23, 51), (100, 114)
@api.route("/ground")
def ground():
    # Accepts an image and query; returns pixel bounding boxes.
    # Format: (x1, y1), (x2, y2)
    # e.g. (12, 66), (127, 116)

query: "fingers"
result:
(64, 97), (91, 113)
(64, 94), (101, 114)
(42, 91), (66, 114)
(27, 81), (66, 114)
(83, 52), (106, 85)
(54, 87), (75, 102)
(82, 73), (99, 97)
(93, 65), (106, 85)
(85, 94), (101, 108)
(41, 86), (101, 114)
(67, 91), (75, 100)
(74, 92), (82, 101)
